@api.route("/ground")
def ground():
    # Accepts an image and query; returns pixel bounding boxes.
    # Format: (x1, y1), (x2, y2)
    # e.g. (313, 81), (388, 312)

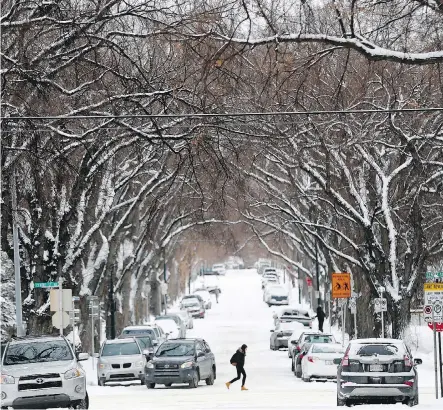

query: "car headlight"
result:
(98, 363), (108, 370)
(64, 368), (83, 379)
(181, 361), (194, 369)
(0, 374), (15, 384)
(136, 360), (144, 367)
(146, 362), (155, 369)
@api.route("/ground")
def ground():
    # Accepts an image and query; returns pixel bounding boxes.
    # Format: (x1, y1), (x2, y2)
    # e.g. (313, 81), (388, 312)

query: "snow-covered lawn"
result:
(80, 269), (442, 409)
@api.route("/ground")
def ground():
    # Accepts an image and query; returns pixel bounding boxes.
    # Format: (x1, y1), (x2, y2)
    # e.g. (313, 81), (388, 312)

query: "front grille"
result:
(273, 296), (287, 301)
(110, 373), (136, 379)
(123, 363), (131, 368)
(156, 363), (179, 369)
(18, 381), (62, 391)
(154, 370), (180, 377)
(19, 373), (60, 381)
(18, 373), (62, 391)
(111, 364), (120, 369)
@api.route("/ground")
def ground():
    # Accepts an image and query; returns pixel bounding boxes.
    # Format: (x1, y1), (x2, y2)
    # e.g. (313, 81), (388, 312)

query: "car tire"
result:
(296, 364), (302, 378)
(407, 396), (419, 407)
(146, 383), (156, 389)
(164, 383), (172, 387)
(189, 371), (199, 388)
(302, 375), (311, 383)
(206, 369), (215, 385)
(337, 396), (346, 407)
(69, 392), (89, 409)
(291, 360), (295, 372)
(98, 378), (106, 386)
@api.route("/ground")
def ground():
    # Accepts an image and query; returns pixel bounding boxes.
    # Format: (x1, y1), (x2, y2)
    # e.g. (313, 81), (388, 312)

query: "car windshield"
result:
(3, 340), (73, 365)
(135, 336), (153, 349)
(312, 345), (344, 354)
(122, 328), (155, 337)
(102, 342), (140, 356)
(155, 342), (195, 357)
(356, 344), (401, 356)
(305, 335), (334, 343)
(184, 301), (199, 307)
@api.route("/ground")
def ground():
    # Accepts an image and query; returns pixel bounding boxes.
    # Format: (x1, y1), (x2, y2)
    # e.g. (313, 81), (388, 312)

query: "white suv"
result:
(1, 335), (89, 409)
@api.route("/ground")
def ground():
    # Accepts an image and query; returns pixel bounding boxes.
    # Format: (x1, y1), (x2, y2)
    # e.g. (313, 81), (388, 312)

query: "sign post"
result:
(332, 272), (351, 346)
(433, 307), (438, 399)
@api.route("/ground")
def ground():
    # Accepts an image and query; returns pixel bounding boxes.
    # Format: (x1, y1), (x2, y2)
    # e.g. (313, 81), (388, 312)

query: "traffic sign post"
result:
(432, 308), (439, 399)
(424, 305), (433, 322)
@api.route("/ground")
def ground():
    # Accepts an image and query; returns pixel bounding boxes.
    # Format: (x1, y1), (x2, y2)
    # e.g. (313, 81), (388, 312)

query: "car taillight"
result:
(307, 356), (314, 363)
(404, 379), (414, 387)
(404, 355), (412, 368)
(342, 355), (349, 367)
(297, 346), (301, 352)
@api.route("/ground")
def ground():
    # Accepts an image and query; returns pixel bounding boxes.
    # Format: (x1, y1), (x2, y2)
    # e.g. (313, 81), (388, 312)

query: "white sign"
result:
(424, 305), (433, 322)
(50, 289), (72, 312)
(349, 298), (357, 314)
(52, 311), (70, 329)
(161, 282), (168, 295)
(433, 302), (443, 321)
(374, 298), (387, 313)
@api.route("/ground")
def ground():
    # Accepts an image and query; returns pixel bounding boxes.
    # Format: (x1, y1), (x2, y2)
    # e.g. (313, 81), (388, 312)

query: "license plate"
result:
(370, 364), (383, 372)
(325, 360), (334, 365)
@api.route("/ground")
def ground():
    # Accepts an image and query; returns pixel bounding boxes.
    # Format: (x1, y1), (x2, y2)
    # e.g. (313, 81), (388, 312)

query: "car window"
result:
(156, 342), (195, 357)
(3, 340), (73, 365)
(312, 345), (345, 354)
(355, 344), (401, 356)
(196, 342), (205, 355)
(307, 335), (333, 343)
(135, 336), (153, 349)
(102, 342), (140, 356)
(204, 342), (211, 353)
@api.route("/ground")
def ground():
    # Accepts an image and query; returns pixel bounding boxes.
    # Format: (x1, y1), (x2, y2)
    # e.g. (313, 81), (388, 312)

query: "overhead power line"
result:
(2, 107), (443, 121)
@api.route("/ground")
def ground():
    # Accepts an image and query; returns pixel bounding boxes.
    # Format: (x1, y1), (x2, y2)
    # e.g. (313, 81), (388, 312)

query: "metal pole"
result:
(315, 239), (321, 308)
(163, 247), (167, 315)
(329, 299), (332, 333)
(72, 298), (75, 353)
(342, 302), (345, 347)
(11, 171), (25, 337)
(354, 309), (358, 339)
(433, 308), (438, 399)
(59, 277), (63, 336)
(109, 273), (115, 339)
(91, 307), (95, 370)
(438, 332), (443, 398)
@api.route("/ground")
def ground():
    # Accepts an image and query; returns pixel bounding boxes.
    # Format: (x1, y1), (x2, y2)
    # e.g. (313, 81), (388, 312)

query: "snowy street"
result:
(84, 270), (441, 409)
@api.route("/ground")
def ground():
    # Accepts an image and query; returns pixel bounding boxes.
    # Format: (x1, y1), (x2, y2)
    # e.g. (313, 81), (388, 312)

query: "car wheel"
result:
(146, 383), (156, 389)
(337, 396), (346, 407)
(205, 368), (215, 385)
(296, 364), (302, 378)
(406, 396), (419, 407)
(302, 375), (311, 383)
(291, 359), (295, 372)
(189, 371), (199, 388)
(69, 392), (89, 409)
(98, 378), (106, 386)
(164, 383), (172, 387)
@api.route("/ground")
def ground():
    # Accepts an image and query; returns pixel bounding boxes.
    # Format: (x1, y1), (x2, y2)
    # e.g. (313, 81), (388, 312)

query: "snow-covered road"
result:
(86, 269), (441, 409)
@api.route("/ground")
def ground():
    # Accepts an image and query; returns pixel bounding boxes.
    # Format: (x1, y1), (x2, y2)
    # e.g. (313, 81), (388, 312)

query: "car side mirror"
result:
(290, 340), (297, 345)
(270, 329), (274, 333)
(77, 353), (90, 361)
(333, 358), (342, 365)
(197, 352), (205, 358)
(152, 341), (158, 346)
(414, 358), (422, 365)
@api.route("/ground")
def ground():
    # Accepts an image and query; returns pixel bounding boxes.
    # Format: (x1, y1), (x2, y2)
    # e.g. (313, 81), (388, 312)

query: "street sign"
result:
(374, 298), (387, 313)
(428, 322), (443, 332)
(50, 289), (73, 312)
(52, 311), (70, 329)
(426, 272), (443, 280)
(349, 298), (357, 314)
(33, 281), (58, 289)
(72, 296), (80, 302)
(424, 283), (443, 305)
(332, 272), (351, 298)
(433, 301), (443, 321)
(424, 305), (433, 322)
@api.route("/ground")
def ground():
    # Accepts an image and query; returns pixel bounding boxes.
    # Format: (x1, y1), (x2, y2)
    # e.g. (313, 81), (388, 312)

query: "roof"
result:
(123, 325), (157, 330)
(161, 338), (202, 343)
(301, 331), (333, 336)
(104, 338), (138, 344)
(9, 335), (66, 344)
(349, 338), (404, 345)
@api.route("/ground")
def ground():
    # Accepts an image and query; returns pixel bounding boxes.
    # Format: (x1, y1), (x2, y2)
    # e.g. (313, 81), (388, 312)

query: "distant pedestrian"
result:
(315, 306), (326, 332)
(226, 344), (248, 391)
(215, 288), (220, 303)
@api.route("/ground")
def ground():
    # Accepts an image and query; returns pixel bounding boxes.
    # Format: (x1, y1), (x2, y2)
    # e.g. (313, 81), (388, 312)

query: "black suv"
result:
(144, 338), (216, 389)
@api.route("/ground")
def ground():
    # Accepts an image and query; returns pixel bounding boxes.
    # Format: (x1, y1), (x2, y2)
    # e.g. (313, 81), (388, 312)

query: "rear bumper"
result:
(268, 300), (289, 305)
(276, 338), (289, 348)
(145, 368), (197, 385)
(339, 383), (415, 400)
(98, 366), (145, 382)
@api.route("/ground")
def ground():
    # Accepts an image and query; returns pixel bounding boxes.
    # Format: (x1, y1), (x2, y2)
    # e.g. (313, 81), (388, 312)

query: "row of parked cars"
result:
(96, 287), (218, 390)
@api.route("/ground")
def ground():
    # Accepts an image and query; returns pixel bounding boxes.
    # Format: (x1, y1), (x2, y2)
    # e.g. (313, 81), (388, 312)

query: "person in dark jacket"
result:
(315, 306), (326, 332)
(226, 344), (248, 390)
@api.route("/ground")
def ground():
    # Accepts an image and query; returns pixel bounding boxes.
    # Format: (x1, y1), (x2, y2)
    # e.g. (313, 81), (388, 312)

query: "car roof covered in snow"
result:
(349, 338), (404, 345)
(123, 325), (158, 330)
(104, 338), (137, 344)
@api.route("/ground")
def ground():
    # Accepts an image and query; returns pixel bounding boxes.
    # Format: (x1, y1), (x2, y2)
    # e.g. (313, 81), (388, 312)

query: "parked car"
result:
(181, 298), (205, 318)
(262, 267), (277, 276)
(270, 321), (306, 350)
(335, 338), (421, 407)
(292, 332), (337, 375)
(120, 324), (167, 347)
(174, 309), (194, 329)
(144, 338), (216, 389)
(301, 343), (345, 382)
(118, 334), (155, 360)
(97, 338), (146, 386)
(193, 290), (212, 310)
(262, 274), (279, 288)
(155, 314), (186, 338)
(1, 335), (89, 409)
(289, 331), (336, 361)
(181, 294), (205, 309)
(264, 284), (289, 306)
(155, 318), (180, 339)
(274, 307), (313, 328)
(212, 263), (226, 275)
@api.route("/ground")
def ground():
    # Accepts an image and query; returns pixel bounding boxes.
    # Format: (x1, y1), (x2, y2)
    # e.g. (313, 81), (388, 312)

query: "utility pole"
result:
(11, 170), (25, 337)
(315, 238), (321, 308)
(163, 247), (167, 315)
(109, 273), (116, 339)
